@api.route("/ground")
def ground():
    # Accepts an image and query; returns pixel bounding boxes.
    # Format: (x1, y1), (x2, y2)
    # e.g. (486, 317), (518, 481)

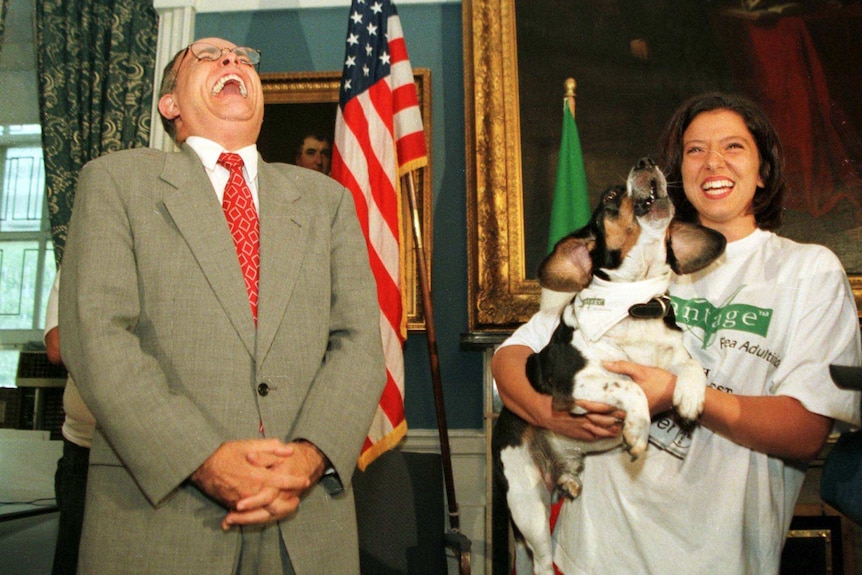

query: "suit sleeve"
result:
(286, 183), (387, 484)
(59, 157), (224, 506)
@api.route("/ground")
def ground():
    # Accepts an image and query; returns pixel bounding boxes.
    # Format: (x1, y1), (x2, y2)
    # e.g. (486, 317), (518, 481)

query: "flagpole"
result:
(565, 76), (576, 117)
(403, 168), (460, 532)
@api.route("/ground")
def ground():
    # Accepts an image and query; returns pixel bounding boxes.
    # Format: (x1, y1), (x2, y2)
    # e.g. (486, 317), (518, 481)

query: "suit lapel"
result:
(160, 147), (257, 355)
(256, 160), (307, 364)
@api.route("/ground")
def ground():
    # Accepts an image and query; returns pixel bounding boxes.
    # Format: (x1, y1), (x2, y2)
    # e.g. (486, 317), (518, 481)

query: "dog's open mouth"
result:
(634, 177), (661, 217)
(629, 158), (672, 222)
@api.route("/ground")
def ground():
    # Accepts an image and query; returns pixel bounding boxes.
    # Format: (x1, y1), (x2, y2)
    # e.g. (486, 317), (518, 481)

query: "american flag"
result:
(331, 0), (428, 470)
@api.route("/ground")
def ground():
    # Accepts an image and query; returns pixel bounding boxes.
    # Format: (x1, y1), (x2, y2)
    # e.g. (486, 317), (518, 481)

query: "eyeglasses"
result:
(188, 43), (261, 67)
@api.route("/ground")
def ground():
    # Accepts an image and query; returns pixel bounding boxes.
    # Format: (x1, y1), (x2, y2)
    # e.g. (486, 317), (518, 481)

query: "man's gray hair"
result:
(157, 47), (189, 143)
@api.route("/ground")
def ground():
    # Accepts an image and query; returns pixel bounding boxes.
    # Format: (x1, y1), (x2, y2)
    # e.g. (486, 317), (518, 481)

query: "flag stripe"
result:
(332, 0), (427, 470)
(395, 130), (426, 174)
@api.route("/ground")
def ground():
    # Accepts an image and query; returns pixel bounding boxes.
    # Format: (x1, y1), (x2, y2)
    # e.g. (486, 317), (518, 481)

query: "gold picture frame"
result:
(463, 0), (537, 330)
(463, 0), (862, 331)
(260, 70), (433, 331)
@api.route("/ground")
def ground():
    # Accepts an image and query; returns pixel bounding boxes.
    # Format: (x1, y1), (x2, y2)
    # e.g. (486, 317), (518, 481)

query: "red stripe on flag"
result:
(392, 82), (419, 110)
(389, 37), (408, 65)
(378, 372), (406, 421)
(395, 130), (426, 171)
(366, 247), (403, 331)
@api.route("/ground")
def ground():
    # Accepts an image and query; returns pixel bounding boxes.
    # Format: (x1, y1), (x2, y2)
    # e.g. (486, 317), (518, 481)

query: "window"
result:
(0, 124), (56, 387)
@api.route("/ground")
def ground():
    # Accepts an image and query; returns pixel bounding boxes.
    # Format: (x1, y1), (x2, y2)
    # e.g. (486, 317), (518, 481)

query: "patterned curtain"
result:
(36, 0), (158, 264)
(0, 0), (10, 56)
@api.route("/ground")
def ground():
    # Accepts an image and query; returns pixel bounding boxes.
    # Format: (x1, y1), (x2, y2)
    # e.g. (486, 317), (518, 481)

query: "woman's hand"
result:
(534, 395), (625, 441)
(557, 399), (626, 442)
(603, 360), (677, 417)
(492, 344), (625, 442)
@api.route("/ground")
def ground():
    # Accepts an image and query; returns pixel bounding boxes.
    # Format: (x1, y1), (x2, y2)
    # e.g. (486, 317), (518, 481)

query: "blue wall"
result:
(197, 3), (484, 430)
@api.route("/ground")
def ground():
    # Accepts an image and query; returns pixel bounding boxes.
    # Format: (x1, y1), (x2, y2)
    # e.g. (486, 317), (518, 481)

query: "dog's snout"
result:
(636, 157), (657, 171)
(628, 157), (670, 221)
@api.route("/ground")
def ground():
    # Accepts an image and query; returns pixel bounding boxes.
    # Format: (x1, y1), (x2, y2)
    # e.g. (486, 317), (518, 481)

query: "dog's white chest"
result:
(603, 320), (682, 367)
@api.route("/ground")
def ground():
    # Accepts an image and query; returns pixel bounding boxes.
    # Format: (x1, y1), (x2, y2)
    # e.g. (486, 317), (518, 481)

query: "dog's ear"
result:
(537, 235), (596, 292)
(666, 221), (727, 274)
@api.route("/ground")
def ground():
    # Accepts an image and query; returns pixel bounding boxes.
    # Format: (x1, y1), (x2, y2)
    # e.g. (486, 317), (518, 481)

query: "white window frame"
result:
(0, 125), (56, 352)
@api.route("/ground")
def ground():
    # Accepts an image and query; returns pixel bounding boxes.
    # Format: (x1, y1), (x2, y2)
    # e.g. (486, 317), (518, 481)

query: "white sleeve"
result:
(496, 307), (562, 354)
(771, 253), (861, 427)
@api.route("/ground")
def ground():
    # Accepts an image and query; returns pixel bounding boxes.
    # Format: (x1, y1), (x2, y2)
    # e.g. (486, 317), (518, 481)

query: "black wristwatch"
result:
(319, 465), (344, 496)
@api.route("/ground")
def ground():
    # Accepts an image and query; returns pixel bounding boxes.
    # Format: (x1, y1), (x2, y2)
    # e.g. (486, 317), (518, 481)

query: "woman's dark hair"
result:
(658, 92), (785, 230)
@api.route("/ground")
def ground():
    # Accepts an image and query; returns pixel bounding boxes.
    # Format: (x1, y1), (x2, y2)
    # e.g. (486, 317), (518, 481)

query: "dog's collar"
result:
(628, 295), (672, 319)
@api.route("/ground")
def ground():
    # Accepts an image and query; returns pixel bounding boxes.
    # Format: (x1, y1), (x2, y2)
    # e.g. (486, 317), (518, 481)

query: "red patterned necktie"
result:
(218, 152), (259, 324)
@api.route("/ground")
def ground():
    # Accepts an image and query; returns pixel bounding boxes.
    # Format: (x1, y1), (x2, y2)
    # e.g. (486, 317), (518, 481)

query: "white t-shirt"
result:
(499, 229), (861, 575)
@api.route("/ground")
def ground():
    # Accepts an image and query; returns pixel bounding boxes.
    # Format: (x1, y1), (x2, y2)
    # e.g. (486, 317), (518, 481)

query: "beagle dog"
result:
(492, 158), (726, 575)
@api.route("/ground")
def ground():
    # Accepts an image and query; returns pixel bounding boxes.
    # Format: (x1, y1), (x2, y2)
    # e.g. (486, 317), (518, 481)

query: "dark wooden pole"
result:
(402, 169), (460, 532)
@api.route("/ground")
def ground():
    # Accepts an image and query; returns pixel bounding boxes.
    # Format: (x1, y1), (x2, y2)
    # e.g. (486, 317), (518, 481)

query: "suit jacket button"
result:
(257, 383), (269, 397)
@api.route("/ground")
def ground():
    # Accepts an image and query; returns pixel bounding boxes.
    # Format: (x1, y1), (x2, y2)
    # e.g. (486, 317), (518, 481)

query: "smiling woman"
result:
(677, 109), (764, 242)
(463, 0), (862, 330)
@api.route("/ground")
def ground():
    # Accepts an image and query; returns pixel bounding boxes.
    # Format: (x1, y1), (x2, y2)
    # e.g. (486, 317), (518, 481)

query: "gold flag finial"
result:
(564, 77), (577, 118)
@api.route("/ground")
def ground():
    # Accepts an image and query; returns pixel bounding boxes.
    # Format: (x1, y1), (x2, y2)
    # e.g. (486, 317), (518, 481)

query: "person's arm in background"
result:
(44, 269), (62, 365)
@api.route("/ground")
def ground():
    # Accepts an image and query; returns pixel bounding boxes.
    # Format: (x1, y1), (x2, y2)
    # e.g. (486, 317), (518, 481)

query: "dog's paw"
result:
(673, 378), (706, 422)
(557, 473), (582, 500)
(622, 416), (649, 459)
(673, 362), (707, 422)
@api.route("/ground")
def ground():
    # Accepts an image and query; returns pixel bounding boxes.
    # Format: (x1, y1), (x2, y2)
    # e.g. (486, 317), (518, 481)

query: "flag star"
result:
(371, 1), (383, 14)
(365, 43), (373, 56)
(345, 55), (356, 68)
(379, 51), (390, 66)
(347, 33), (360, 46)
(343, 79), (352, 92)
(366, 22), (378, 36)
(363, 64), (370, 76)
(350, 10), (363, 24)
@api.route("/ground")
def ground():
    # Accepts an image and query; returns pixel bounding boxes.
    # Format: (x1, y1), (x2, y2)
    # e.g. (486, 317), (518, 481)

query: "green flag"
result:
(547, 99), (590, 254)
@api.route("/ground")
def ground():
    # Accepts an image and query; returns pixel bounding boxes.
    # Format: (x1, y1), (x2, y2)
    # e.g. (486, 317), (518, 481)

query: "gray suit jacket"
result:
(59, 146), (386, 574)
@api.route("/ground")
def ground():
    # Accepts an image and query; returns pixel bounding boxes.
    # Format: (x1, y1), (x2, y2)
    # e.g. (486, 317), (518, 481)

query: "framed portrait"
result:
(463, 0), (862, 330)
(259, 70), (433, 331)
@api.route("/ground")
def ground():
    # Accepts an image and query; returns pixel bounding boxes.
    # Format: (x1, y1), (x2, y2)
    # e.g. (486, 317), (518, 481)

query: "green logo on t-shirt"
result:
(670, 293), (772, 348)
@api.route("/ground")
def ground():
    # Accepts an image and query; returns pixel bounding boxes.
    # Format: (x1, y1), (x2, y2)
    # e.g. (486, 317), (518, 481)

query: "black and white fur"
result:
(492, 158), (726, 575)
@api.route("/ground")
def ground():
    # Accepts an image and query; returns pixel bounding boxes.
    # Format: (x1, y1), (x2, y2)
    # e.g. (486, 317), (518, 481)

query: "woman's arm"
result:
(702, 388), (832, 461)
(604, 360), (833, 462)
(492, 345), (625, 441)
